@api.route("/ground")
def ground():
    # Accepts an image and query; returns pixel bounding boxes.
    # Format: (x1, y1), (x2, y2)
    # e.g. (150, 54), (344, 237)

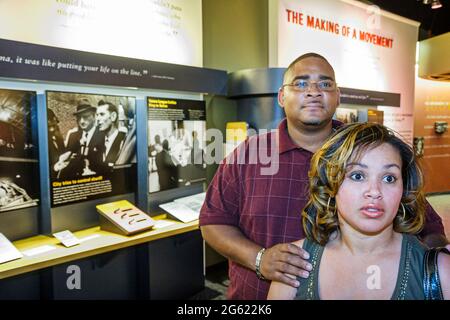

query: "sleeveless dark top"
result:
(295, 234), (428, 300)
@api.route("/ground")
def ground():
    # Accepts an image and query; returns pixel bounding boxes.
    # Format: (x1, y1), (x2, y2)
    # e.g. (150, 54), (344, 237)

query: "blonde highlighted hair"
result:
(302, 122), (426, 245)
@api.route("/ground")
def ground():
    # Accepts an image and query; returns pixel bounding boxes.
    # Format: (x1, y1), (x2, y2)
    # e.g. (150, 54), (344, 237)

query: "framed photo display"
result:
(147, 97), (206, 194)
(46, 91), (137, 207)
(0, 88), (39, 213)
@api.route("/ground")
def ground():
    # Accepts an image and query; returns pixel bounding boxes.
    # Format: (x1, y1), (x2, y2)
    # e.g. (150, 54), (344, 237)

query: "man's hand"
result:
(259, 243), (312, 288)
(53, 151), (72, 171)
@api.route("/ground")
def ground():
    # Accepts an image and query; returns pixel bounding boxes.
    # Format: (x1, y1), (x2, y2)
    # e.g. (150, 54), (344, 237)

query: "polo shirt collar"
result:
(277, 118), (343, 154)
(277, 118), (298, 154)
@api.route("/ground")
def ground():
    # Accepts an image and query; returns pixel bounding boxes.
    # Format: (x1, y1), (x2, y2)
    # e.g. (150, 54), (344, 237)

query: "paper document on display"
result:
(0, 233), (23, 264)
(159, 192), (206, 223)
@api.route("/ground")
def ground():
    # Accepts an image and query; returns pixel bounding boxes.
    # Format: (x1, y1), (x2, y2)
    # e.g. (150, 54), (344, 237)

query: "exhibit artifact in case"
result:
(97, 200), (155, 236)
(0, 232), (23, 264)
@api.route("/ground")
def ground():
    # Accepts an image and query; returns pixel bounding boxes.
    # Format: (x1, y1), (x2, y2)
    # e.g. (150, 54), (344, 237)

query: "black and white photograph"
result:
(148, 97), (206, 193)
(335, 107), (359, 124)
(0, 88), (39, 212)
(47, 91), (136, 207)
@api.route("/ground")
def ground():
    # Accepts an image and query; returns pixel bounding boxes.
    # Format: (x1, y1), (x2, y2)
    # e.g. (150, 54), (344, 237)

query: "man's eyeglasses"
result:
(281, 79), (337, 92)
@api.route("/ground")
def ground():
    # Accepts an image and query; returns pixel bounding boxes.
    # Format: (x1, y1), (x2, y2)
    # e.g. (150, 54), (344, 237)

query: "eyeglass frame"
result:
(280, 79), (338, 92)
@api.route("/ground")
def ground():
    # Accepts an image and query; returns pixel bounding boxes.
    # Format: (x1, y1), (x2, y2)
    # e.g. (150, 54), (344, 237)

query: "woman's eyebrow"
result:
(345, 162), (401, 170)
(346, 162), (367, 169)
(383, 164), (401, 170)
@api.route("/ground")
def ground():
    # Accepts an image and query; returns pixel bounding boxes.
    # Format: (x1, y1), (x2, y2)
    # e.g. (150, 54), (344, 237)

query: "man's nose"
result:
(305, 83), (323, 97)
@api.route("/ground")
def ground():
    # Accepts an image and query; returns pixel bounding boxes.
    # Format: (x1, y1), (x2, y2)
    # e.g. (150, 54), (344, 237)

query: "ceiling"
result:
(358, 0), (450, 40)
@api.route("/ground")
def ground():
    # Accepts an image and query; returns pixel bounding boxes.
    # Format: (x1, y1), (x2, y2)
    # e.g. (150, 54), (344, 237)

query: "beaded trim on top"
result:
(306, 243), (324, 300)
(395, 239), (412, 300)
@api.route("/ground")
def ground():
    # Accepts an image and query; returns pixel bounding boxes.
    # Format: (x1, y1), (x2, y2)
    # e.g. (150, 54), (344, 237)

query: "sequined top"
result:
(295, 234), (428, 300)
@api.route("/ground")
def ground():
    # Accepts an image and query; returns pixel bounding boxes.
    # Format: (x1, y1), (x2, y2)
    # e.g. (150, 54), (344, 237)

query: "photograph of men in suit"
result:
(53, 99), (105, 178)
(96, 100), (126, 167)
(46, 92), (136, 207)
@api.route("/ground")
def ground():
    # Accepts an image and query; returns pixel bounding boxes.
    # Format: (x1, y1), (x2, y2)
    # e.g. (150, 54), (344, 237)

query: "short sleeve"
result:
(199, 145), (244, 227)
(419, 200), (445, 238)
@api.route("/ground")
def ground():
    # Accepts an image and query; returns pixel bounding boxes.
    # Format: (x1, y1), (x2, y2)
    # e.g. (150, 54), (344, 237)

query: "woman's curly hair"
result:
(302, 122), (426, 245)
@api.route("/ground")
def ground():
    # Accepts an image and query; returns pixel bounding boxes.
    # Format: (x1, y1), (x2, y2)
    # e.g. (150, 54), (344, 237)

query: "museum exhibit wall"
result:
(0, 0), (203, 67)
(269, 0), (419, 143)
(0, 0), (227, 241)
(414, 34), (450, 193)
(414, 76), (450, 193)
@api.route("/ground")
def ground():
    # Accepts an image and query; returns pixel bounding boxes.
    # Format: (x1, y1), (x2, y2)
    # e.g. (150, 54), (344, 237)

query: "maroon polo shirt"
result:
(199, 118), (445, 300)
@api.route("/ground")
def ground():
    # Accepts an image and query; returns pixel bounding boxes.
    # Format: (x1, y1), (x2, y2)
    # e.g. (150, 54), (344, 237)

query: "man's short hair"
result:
(283, 52), (334, 84)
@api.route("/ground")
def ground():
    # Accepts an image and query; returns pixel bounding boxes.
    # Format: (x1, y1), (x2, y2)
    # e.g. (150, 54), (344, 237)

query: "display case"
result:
(0, 38), (227, 299)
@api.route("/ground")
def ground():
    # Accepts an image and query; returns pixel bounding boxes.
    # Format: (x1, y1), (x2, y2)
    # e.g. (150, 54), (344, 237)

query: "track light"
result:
(431, 0), (442, 9)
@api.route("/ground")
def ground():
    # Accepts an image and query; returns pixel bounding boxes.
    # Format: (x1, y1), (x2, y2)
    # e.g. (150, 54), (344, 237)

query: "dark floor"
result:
(189, 261), (229, 300)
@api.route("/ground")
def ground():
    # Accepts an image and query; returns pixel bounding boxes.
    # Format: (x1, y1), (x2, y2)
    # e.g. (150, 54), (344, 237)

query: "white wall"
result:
(269, 0), (419, 142)
(0, 0), (203, 67)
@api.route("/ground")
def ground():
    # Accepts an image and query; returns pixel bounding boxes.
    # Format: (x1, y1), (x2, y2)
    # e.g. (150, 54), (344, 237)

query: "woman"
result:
(268, 123), (449, 300)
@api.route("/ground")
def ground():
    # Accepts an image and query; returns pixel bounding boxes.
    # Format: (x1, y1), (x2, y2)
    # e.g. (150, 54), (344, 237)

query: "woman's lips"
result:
(361, 206), (384, 218)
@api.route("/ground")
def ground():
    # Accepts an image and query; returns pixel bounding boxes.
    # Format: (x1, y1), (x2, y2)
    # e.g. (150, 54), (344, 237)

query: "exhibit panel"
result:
(147, 97), (207, 220)
(414, 71), (450, 193)
(46, 91), (137, 207)
(414, 34), (450, 193)
(148, 97), (206, 193)
(0, 88), (40, 240)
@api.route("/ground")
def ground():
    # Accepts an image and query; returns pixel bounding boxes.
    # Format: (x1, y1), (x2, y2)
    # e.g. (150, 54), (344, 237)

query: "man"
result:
(96, 100), (126, 167)
(54, 99), (104, 178)
(199, 53), (448, 300)
(47, 108), (66, 179)
(155, 139), (178, 191)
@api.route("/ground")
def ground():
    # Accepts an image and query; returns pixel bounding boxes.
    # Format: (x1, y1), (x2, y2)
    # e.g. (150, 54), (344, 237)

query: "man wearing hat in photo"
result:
(54, 98), (104, 178)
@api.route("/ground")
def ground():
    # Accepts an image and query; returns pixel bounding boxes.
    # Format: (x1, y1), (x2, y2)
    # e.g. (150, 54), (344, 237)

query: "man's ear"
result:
(278, 88), (285, 108)
(111, 111), (118, 122)
(336, 87), (341, 107)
